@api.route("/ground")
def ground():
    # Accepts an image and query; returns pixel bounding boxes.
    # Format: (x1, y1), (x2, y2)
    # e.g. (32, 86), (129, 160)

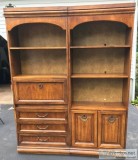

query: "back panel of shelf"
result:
(9, 23), (66, 47)
(71, 48), (130, 75)
(10, 50), (67, 76)
(71, 21), (130, 46)
(72, 78), (128, 104)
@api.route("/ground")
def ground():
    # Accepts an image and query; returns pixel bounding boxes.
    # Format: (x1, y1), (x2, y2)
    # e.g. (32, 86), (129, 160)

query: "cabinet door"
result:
(72, 110), (97, 148)
(98, 111), (126, 148)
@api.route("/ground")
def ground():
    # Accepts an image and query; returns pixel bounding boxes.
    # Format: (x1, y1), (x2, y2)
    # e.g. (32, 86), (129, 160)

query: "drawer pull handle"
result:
(38, 83), (43, 89)
(108, 116), (116, 123)
(36, 125), (49, 130)
(36, 113), (48, 118)
(37, 137), (49, 142)
(80, 115), (88, 122)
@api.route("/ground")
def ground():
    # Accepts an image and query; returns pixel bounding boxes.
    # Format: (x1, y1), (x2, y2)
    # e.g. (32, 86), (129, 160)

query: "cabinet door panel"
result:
(98, 111), (126, 148)
(77, 114), (92, 142)
(72, 110), (97, 148)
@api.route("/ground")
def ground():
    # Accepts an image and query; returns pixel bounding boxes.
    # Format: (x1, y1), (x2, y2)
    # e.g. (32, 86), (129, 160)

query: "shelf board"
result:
(10, 47), (66, 50)
(70, 45), (130, 49)
(72, 101), (127, 110)
(71, 74), (128, 78)
(13, 74), (67, 81)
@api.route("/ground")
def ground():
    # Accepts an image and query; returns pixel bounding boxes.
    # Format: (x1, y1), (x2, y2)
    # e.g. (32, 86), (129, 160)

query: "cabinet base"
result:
(17, 146), (99, 156)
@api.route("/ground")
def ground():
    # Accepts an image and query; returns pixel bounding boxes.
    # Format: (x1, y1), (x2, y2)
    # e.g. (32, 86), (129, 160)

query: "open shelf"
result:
(9, 23), (66, 47)
(71, 48), (129, 75)
(10, 50), (67, 75)
(72, 79), (128, 103)
(71, 73), (128, 78)
(70, 45), (130, 49)
(71, 21), (130, 46)
(10, 47), (66, 50)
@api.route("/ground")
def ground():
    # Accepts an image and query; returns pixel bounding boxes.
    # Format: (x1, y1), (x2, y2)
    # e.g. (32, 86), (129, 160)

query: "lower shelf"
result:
(72, 101), (127, 110)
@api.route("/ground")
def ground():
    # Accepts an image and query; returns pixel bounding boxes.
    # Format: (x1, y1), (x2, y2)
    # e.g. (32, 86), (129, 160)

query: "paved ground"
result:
(0, 85), (13, 104)
(0, 104), (138, 160)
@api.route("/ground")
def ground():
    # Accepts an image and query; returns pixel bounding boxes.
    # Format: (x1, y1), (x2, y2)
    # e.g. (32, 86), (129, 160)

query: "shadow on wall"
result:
(0, 35), (10, 84)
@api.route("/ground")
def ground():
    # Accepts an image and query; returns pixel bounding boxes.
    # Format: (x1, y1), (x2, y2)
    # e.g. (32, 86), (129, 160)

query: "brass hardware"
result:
(37, 137), (50, 142)
(36, 125), (49, 130)
(80, 114), (88, 122)
(36, 113), (48, 118)
(38, 83), (43, 89)
(108, 116), (116, 123)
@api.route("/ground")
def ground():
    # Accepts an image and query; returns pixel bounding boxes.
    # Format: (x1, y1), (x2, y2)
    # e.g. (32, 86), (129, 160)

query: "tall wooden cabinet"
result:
(4, 3), (135, 156)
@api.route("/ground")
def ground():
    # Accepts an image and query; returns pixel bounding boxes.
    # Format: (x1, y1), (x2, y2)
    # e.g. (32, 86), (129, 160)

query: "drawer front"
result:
(19, 135), (67, 146)
(18, 124), (67, 135)
(20, 124), (66, 132)
(72, 110), (97, 148)
(20, 112), (66, 119)
(98, 111), (126, 149)
(13, 79), (67, 104)
(16, 106), (67, 124)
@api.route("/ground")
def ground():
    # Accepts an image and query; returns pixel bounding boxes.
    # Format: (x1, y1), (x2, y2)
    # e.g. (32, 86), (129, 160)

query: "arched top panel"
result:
(73, 20), (128, 30)
(7, 17), (66, 31)
(69, 14), (134, 29)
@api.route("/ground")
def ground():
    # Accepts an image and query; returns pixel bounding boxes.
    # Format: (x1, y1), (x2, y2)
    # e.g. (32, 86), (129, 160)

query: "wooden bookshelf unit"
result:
(4, 3), (135, 156)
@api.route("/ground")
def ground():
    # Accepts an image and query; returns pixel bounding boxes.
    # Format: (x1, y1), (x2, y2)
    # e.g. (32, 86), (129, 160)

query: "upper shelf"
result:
(10, 47), (66, 50)
(70, 45), (131, 49)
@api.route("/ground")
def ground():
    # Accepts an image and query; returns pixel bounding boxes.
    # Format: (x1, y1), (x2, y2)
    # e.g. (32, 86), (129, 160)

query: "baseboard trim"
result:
(17, 146), (99, 156)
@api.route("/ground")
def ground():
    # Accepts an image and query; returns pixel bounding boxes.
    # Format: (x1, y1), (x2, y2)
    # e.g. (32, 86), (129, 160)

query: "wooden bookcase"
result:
(4, 3), (135, 156)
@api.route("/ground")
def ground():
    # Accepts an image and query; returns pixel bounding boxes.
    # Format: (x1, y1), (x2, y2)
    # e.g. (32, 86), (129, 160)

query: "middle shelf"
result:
(71, 73), (128, 78)
(10, 47), (66, 50)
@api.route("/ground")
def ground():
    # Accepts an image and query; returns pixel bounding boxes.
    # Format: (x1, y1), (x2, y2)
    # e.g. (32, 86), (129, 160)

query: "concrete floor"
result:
(0, 84), (13, 104)
(0, 105), (138, 160)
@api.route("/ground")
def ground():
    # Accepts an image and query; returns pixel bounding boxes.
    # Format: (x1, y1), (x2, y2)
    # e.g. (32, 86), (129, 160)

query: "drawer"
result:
(72, 110), (97, 148)
(20, 112), (66, 119)
(19, 135), (67, 146)
(20, 124), (66, 133)
(16, 106), (67, 124)
(98, 111), (126, 149)
(13, 78), (67, 104)
(18, 124), (67, 135)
